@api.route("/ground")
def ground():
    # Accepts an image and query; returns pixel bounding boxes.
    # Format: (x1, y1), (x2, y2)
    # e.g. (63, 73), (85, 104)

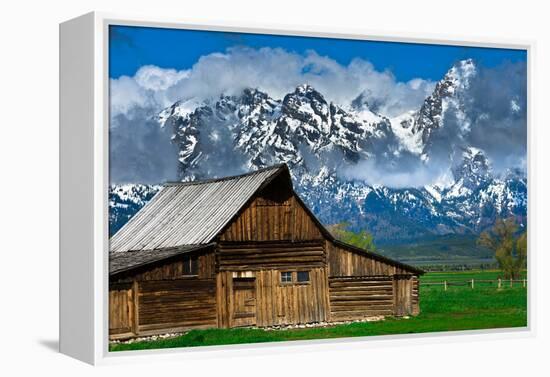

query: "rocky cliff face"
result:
(110, 59), (527, 243)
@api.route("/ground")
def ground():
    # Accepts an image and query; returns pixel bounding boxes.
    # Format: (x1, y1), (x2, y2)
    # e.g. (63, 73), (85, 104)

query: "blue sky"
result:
(109, 25), (526, 82)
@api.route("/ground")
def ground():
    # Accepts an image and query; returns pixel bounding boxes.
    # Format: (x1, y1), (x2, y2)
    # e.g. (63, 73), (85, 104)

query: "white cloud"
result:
(108, 48), (526, 187)
(135, 65), (189, 91)
(341, 158), (454, 188)
(108, 47), (436, 183)
(110, 46), (435, 119)
(109, 66), (191, 121)
(109, 75), (150, 118)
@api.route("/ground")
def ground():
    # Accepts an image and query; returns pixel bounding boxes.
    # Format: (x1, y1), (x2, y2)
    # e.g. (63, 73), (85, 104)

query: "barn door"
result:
(109, 282), (135, 339)
(394, 276), (413, 317)
(231, 278), (257, 327)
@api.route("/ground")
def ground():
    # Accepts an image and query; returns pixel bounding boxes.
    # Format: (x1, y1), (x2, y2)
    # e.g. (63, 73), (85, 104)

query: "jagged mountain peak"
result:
(295, 83), (320, 94)
(116, 62), (527, 244)
(350, 92), (373, 112)
(281, 84), (331, 130)
(240, 87), (270, 104)
(156, 84), (402, 178)
(388, 59), (478, 159)
(451, 147), (491, 191)
(444, 59), (477, 91)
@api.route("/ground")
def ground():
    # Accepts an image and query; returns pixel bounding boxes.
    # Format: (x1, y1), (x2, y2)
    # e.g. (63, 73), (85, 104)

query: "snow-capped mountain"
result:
(109, 59), (527, 243)
(109, 184), (160, 235)
(158, 83), (398, 179)
(389, 59), (477, 160)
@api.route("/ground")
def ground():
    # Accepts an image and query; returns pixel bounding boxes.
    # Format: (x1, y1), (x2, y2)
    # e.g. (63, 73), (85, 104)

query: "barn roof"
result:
(110, 164), (289, 252)
(109, 244), (215, 276)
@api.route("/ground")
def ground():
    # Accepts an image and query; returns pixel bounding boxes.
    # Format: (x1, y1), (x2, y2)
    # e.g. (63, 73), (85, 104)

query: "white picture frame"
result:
(59, 11), (535, 365)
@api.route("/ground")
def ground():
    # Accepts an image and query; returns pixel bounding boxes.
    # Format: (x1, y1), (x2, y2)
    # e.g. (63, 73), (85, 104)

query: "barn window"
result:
(191, 255), (198, 274)
(182, 255), (198, 276)
(297, 271), (310, 283)
(281, 271), (293, 283)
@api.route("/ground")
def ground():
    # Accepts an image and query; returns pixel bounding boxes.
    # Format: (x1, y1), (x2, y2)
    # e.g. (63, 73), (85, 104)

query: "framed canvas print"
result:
(59, 12), (532, 365)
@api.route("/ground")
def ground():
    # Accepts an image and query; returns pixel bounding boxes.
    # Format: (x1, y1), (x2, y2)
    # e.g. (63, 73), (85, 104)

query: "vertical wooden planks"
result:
(108, 283), (135, 339)
(216, 271), (233, 328)
(393, 276), (413, 317)
(251, 268), (329, 326)
(219, 193), (323, 243)
(132, 280), (139, 335)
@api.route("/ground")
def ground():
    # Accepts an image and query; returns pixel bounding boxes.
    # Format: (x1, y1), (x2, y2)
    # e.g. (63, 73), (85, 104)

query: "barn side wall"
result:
(216, 241), (330, 327)
(109, 250), (217, 339)
(326, 241), (419, 317)
(328, 276), (394, 320)
(217, 268), (330, 328)
(136, 279), (217, 335)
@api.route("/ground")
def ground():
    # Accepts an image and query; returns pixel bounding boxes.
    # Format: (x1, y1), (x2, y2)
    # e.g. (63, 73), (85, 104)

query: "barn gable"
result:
(219, 170), (324, 242)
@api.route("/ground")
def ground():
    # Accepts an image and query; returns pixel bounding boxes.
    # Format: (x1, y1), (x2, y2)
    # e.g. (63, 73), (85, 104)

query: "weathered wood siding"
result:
(136, 279), (217, 335)
(109, 282), (135, 339)
(328, 277), (394, 320)
(111, 251), (216, 283)
(216, 271), (231, 328)
(326, 241), (411, 276)
(217, 241), (325, 271)
(256, 268), (329, 326)
(231, 278), (257, 327)
(393, 276), (413, 316)
(217, 268), (330, 328)
(109, 250), (218, 339)
(220, 186), (324, 243)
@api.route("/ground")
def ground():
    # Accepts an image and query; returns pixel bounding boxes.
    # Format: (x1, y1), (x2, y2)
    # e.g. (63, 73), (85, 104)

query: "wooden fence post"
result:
(510, 278), (513, 288)
(498, 278), (501, 289)
(444, 280), (447, 291)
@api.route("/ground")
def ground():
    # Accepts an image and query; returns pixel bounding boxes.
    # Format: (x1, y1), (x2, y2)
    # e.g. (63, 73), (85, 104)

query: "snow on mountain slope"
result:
(390, 59), (477, 159)
(109, 59), (526, 243)
(390, 111), (423, 155)
(109, 184), (160, 235)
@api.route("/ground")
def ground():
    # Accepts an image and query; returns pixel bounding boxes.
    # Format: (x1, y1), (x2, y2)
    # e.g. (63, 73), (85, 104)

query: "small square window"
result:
(297, 271), (310, 283)
(281, 271), (293, 283)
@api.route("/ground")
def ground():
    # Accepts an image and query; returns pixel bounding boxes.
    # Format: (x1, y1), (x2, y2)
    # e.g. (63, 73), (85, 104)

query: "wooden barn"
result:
(109, 164), (423, 339)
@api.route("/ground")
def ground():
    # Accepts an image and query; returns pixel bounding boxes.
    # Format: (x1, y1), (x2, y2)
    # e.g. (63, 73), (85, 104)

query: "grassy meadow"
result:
(110, 270), (527, 352)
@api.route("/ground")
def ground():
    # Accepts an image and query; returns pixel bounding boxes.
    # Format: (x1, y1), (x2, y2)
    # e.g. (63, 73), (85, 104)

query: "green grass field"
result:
(110, 270), (527, 352)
